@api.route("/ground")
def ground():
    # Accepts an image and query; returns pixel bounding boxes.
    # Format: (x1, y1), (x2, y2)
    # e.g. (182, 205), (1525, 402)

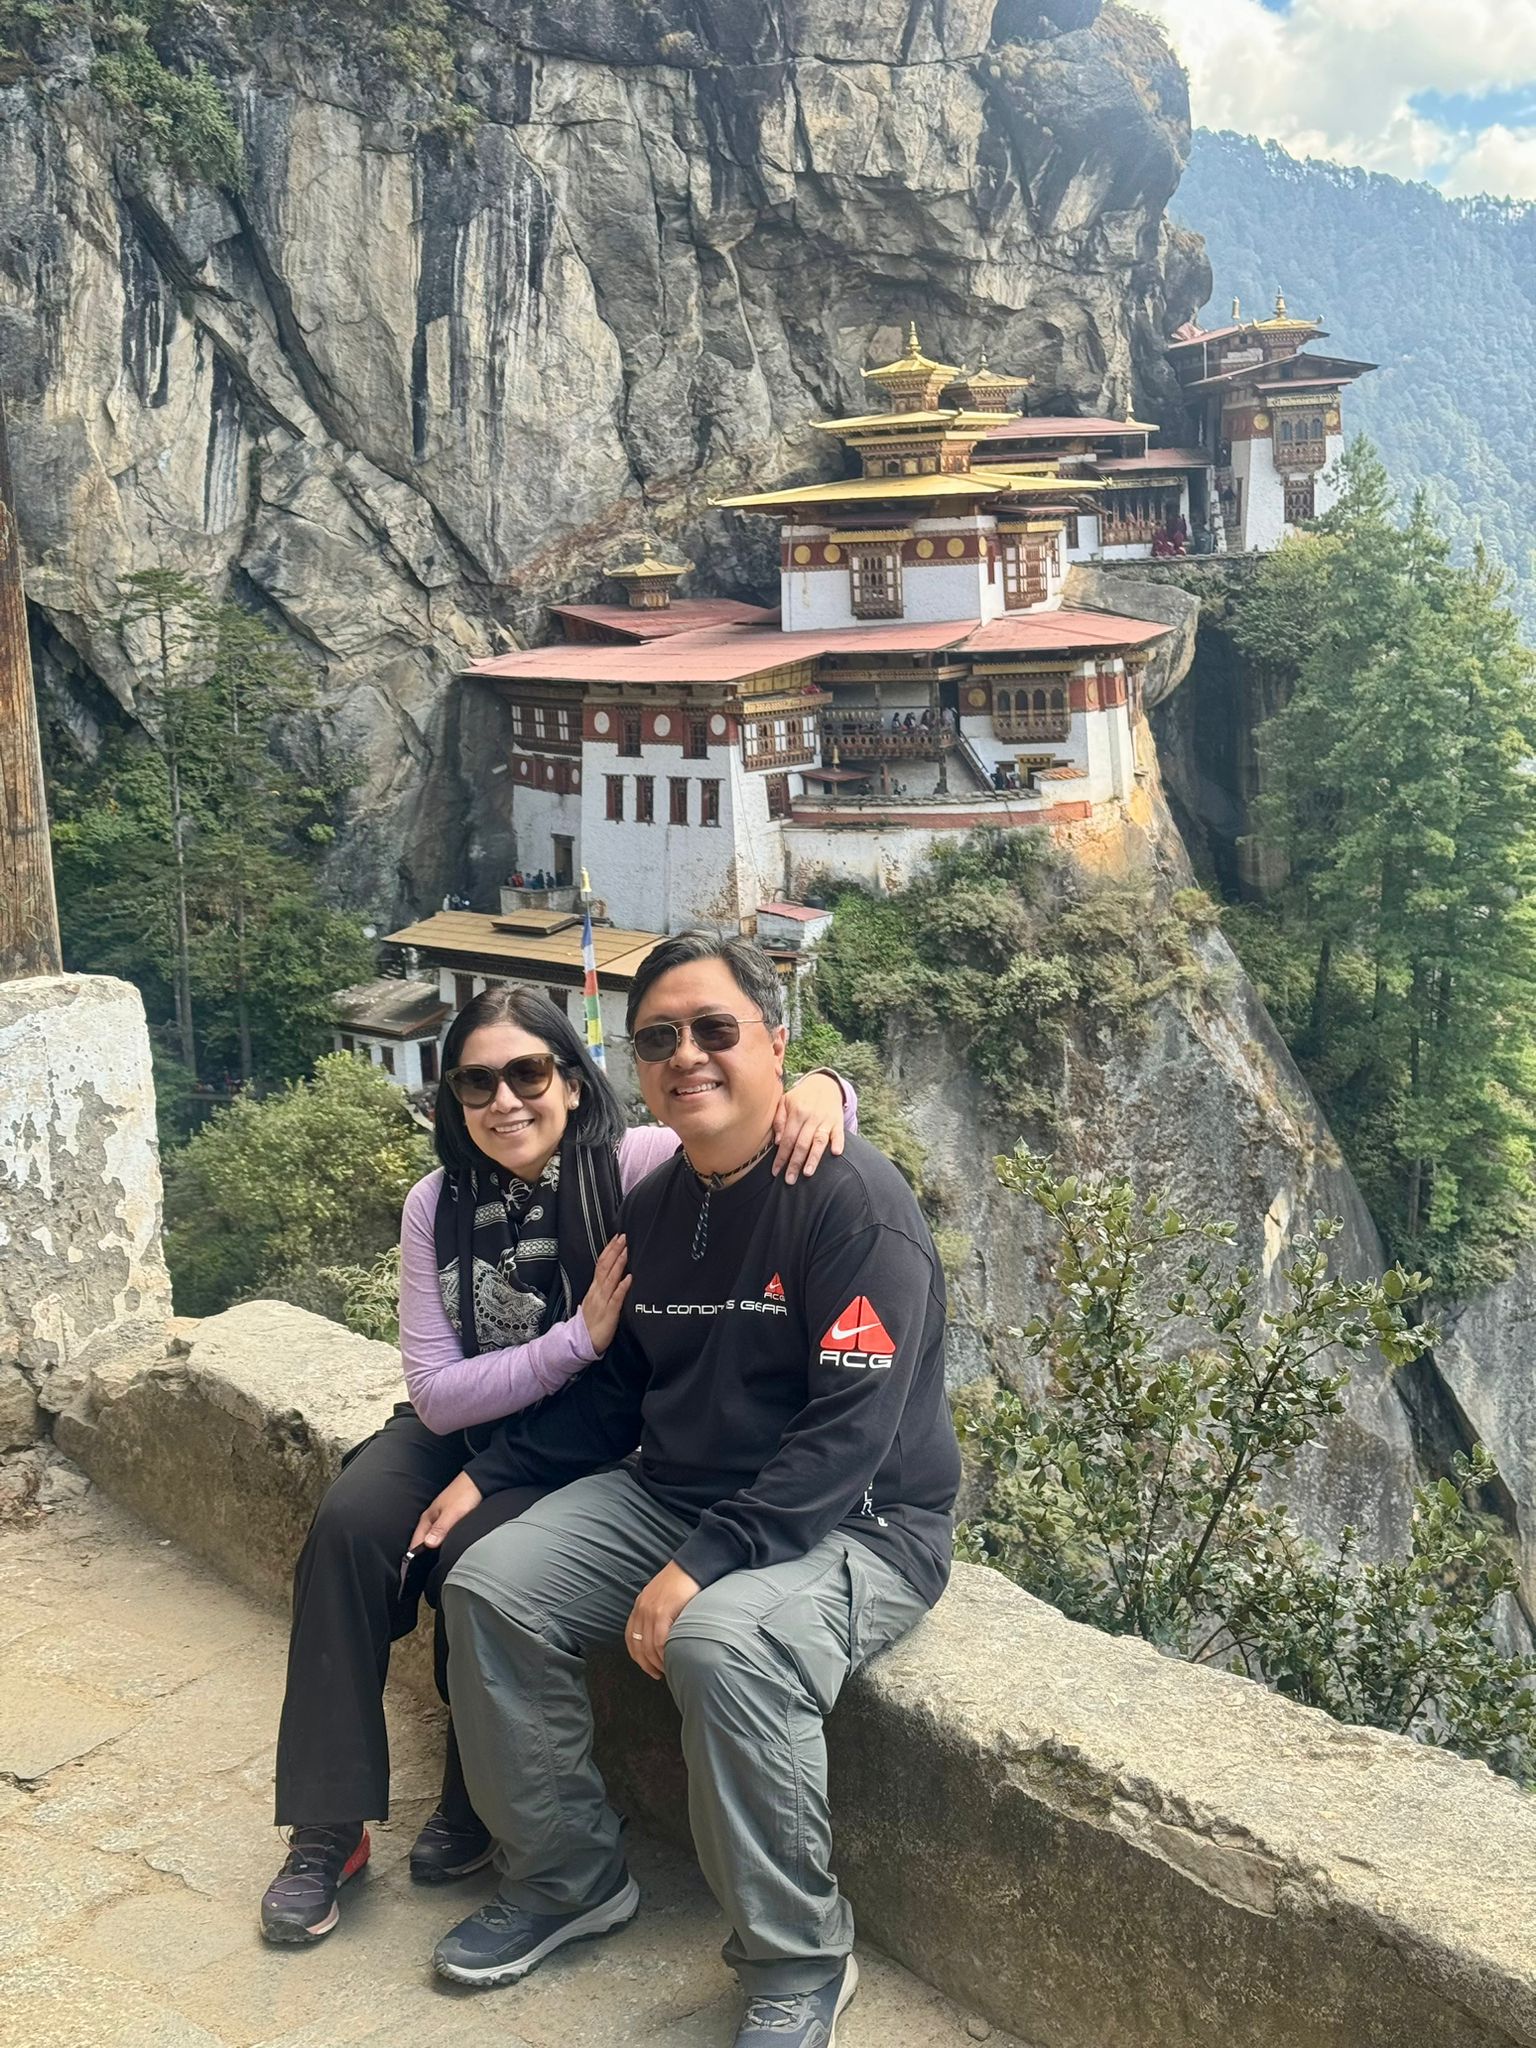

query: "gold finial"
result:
(906, 320), (922, 357)
(1232, 295), (1242, 322)
(1275, 289), (1287, 319)
(977, 347), (991, 371)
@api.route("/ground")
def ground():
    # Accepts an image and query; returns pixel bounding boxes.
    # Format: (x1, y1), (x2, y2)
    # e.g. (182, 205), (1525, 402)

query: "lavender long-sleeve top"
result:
(398, 1082), (856, 1435)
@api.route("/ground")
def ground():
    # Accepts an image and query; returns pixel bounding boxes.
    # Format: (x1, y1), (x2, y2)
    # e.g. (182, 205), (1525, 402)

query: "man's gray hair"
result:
(625, 929), (785, 1032)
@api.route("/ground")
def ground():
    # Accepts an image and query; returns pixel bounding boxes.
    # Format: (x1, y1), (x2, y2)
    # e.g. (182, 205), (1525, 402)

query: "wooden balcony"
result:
(994, 712), (1071, 743)
(823, 724), (957, 761)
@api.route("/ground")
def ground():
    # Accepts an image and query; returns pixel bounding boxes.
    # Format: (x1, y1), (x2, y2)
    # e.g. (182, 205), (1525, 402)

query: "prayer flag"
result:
(581, 890), (606, 1070)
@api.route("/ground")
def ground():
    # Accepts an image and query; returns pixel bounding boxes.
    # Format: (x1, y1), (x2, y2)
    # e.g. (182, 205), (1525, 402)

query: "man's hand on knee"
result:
(410, 1471), (483, 1553)
(625, 1561), (701, 1679)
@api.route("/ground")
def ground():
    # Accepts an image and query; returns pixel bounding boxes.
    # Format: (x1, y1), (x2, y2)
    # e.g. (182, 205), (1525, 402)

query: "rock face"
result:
(904, 767), (1419, 1563)
(2, 0), (1206, 915)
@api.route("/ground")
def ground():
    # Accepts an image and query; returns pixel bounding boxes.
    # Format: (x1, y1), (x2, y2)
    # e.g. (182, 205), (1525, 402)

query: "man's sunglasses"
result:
(445, 1054), (560, 1108)
(630, 1012), (761, 1064)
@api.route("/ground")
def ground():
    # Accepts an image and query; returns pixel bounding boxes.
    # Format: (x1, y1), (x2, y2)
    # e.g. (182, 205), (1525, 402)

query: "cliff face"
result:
(3, 0), (1207, 914)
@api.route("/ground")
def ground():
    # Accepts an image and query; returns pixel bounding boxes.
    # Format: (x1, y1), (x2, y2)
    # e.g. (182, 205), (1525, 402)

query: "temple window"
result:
(380, 1046), (395, 1076)
(605, 775), (624, 822)
(848, 544), (903, 620)
(1285, 479), (1316, 524)
(619, 708), (642, 757)
(421, 1042), (439, 1084)
(992, 678), (1070, 742)
(669, 777), (690, 825)
(701, 779), (721, 827)
(766, 773), (791, 820)
(1000, 536), (1047, 611)
(635, 775), (655, 823)
(685, 714), (709, 759)
(454, 974), (473, 1008)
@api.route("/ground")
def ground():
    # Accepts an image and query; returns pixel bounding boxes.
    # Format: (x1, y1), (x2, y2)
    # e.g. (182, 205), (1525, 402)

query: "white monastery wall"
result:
(509, 786), (581, 882)
(1233, 437), (1287, 553)
(1064, 513), (1101, 561)
(332, 1032), (431, 1090)
(582, 737), (742, 933)
(1313, 429), (1348, 519)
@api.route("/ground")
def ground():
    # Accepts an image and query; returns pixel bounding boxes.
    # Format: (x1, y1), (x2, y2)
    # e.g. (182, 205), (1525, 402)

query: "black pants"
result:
(273, 1404), (551, 1827)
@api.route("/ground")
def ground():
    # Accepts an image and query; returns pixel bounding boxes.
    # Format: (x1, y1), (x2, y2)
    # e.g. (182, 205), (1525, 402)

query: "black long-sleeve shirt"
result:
(464, 1132), (960, 1606)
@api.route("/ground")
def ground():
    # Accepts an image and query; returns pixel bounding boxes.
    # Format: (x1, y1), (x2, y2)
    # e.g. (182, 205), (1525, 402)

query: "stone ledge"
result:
(58, 1301), (1536, 2048)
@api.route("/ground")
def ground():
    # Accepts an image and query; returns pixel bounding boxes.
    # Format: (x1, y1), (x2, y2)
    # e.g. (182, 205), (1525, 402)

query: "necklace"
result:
(688, 1134), (774, 1262)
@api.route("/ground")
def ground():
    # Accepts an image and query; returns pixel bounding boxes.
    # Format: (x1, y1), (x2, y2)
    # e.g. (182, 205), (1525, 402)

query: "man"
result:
(418, 930), (960, 2047)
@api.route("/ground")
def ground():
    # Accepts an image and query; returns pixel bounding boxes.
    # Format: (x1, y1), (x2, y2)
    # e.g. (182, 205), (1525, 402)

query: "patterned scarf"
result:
(433, 1135), (622, 1365)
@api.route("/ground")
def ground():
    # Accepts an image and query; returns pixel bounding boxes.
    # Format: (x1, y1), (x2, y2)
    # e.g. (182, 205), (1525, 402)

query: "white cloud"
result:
(1134, 0), (1536, 195)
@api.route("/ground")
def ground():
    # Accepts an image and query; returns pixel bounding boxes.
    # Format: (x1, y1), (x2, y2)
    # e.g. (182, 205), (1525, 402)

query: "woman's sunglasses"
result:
(445, 1054), (559, 1108)
(630, 1012), (759, 1063)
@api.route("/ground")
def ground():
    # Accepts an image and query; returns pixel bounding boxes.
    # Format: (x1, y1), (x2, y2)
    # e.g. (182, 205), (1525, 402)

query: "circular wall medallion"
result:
(593, 711), (610, 734)
(793, 544), (812, 565)
(517, 759), (529, 777)
(1326, 410), (1341, 430)
(915, 538), (934, 559)
(824, 544), (842, 564)
(947, 537), (966, 558)
(1253, 412), (1270, 430)
(966, 687), (987, 709)
(654, 713), (671, 737)
(572, 770), (580, 787)
(545, 763), (555, 781)
(710, 714), (727, 736)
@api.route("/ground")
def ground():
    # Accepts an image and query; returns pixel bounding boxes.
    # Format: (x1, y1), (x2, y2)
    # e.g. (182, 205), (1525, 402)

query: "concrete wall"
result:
(0, 974), (172, 1445)
(332, 1030), (433, 1090)
(781, 517), (1006, 631)
(583, 737), (747, 932)
(56, 1298), (1536, 2048)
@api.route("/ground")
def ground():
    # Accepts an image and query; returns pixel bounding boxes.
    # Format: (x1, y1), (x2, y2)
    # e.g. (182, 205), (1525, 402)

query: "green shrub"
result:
(163, 1054), (432, 1317)
(959, 1149), (1536, 1781)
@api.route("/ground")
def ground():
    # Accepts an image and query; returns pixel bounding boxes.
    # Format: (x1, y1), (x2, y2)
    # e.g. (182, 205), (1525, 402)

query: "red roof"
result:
(470, 619), (978, 688)
(1167, 323), (1245, 350)
(978, 416), (1151, 440)
(468, 606), (1169, 686)
(1096, 449), (1211, 472)
(965, 609), (1168, 654)
(759, 901), (831, 921)
(551, 599), (776, 641)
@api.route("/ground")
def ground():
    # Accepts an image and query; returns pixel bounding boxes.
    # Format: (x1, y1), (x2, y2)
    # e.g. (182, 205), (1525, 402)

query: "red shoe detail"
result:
(341, 1829), (371, 1883)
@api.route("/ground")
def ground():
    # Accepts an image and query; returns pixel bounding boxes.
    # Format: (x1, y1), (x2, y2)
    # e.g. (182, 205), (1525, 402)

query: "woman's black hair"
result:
(433, 982), (627, 1178)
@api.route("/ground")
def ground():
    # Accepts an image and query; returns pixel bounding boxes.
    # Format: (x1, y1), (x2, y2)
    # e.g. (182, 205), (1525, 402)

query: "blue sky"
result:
(1135, 0), (1536, 199)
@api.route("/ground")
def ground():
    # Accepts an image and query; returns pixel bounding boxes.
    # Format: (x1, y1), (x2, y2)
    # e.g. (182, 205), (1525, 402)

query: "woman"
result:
(260, 983), (852, 1946)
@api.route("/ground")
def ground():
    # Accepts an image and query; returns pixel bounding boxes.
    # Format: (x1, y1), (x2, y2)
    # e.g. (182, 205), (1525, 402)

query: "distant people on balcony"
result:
(919, 707), (932, 731)
(902, 712), (916, 731)
(508, 871), (525, 890)
(889, 710), (903, 730)
(258, 984), (855, 1951)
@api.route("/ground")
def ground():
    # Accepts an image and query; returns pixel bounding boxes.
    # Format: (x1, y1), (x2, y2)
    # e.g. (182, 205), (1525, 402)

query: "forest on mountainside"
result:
(1176, 130), (1536, 630)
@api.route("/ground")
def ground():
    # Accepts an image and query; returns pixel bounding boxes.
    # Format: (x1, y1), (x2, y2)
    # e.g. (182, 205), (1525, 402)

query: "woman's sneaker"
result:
(259, 1823), (370, 1943)
(409, 1808), (495, 1883)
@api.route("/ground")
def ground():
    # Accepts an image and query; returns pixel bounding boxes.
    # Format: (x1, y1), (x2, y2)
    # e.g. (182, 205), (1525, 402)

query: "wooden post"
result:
(0, 390), (61, 981)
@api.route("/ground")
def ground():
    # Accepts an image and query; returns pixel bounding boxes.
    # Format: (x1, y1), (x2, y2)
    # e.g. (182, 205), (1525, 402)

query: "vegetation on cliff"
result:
(801, 830), (1212, 1129)
(1219, 442), (1536, 1298)
(963, 1152), (1536, 1783)
(0, 0), (467, 181)
(46, 571), (373, 1119)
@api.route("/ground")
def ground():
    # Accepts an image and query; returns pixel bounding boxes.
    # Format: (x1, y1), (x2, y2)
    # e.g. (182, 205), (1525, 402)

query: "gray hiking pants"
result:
(442, 1465), (928, 1996)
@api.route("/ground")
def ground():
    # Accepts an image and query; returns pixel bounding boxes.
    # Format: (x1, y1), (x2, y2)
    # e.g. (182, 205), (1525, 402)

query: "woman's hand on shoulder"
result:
(772, 1070), (846, 1184)
(580, 1233), (631, 1353)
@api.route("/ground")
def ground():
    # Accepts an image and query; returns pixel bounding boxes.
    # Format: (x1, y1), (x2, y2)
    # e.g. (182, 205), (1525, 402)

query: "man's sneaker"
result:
(409, 1807), (494, 1883)
(432, 1866), (640, 1987)
(259, 1823), (370, 1944)
(734, 1956), (860, 2047)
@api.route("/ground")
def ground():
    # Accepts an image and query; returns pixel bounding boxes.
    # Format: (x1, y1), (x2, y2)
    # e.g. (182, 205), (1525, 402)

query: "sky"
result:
(1134, 0), (1536, 200)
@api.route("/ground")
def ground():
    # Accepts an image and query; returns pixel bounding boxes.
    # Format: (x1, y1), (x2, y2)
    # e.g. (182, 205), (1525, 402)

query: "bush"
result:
(808, 832), (1204, 1126)
(958, 1150), (1536, 1780)
(163, 1054), (432, 1317)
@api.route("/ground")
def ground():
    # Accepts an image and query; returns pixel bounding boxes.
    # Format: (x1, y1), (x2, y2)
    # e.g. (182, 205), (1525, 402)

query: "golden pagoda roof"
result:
(810, 408), (1007, 436)
(861, 321), (961, 386)
(608, 543), (692, 579)
(1250, 290), (1322, 332)
(714, 469), (1104, 512)
(715, 473), (1003, 511)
